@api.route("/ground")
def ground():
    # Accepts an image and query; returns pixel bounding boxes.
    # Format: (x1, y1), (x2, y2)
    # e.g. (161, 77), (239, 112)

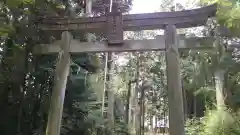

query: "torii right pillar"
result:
(165, 24), (185, 135)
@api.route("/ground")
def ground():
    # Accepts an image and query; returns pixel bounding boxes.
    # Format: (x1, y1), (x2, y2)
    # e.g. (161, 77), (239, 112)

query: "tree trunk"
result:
(224, 71), (233, 108)
(45, 31), (71, 135)
(214, 27), (227, 109)
(154, 115), (158, 133)
(102, 54), (108, 117)
(140, 88), (145, 135)
(151, 91), (156, 134)
(150, 114), (153, 133)
(139, 87), (143, 135)
(17, 40), (32, 134)
(193, 95), (197, 117)
(0, 38), (14, 114)
(85, 0), (92, 16)
(135, 53), (141, 135)
(215, 69), (225, 109)
(182, 80), (187, 121)
(125, 81), (132, 123)
(164, 24), (185, 135)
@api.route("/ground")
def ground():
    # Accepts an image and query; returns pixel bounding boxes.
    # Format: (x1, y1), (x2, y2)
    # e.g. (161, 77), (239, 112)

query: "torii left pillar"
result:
(45, 31), (71, 135)
(165, 24), (185, 135)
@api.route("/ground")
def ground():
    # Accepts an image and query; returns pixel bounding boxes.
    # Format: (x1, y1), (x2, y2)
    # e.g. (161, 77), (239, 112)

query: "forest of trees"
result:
(0, 0), (240, 135)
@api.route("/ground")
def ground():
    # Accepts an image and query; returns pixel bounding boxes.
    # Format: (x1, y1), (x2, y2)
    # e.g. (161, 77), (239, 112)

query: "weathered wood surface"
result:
(165, 25), (185, 135)
(227, 43), (240, 48)
(107, 52), (115, 128)
(38, 4), (217, 31)
(219, 26), (240, 37)
(33, 36), (215, 54)
(45, 31), (71, 135)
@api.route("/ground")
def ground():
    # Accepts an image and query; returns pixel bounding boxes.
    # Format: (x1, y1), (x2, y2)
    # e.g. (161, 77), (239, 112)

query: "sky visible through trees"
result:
(131, 0), (196, 13)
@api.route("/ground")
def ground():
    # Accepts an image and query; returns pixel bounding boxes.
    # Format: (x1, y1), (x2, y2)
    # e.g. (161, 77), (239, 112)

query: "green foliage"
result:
(217, 0), (240, 28)
(186, 117), (205, 135)
(114, 120), (131, 135)
(186, 108), (240, 135)
(201, 0), (240, 35)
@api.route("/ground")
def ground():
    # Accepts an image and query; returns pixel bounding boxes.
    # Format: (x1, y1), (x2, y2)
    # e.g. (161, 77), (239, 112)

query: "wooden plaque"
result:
(106, 11), (123, 46)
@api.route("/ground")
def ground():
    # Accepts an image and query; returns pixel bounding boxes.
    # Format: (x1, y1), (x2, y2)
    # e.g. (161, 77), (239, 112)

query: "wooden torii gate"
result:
(35, 3), (217, 135)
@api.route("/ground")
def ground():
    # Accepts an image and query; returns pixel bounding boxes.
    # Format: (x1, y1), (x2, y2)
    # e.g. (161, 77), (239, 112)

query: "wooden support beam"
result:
(107, 53), (115, 128)
(45, 31), (71, 135)
(33, 37), (215, 54)
(38, 4), (217, 31)
(165, 24), (185, 135)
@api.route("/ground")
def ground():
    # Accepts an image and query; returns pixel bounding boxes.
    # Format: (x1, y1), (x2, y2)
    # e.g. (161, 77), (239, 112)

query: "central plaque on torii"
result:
(106, 3), (123, 46)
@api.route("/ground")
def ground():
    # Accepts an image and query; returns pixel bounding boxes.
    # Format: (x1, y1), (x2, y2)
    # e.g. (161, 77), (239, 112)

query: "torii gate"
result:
(35, 3), (217, 135)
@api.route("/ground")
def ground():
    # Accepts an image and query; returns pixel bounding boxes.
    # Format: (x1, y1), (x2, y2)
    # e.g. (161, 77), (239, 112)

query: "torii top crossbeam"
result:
(39, 4), (216, 31)
(37, 3), (217, 46)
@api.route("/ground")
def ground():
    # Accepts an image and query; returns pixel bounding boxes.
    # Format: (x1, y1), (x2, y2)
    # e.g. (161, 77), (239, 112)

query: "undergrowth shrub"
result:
(186, 108), (240, 135)
(185, 117), (205, 135)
